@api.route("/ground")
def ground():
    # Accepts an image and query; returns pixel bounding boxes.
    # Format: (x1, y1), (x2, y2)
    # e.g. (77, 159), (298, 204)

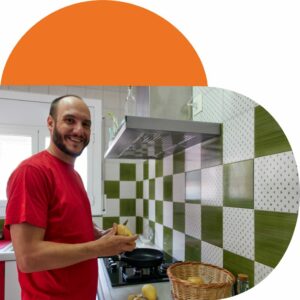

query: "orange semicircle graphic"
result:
(1, 0), (207, 86)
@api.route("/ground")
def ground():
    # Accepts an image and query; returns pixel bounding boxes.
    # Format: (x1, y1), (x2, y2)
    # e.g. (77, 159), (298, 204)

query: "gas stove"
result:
(103, 251), (178, 287)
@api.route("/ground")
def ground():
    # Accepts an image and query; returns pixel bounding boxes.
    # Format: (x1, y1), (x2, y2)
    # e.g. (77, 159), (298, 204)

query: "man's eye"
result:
(66, 118), (74, 124)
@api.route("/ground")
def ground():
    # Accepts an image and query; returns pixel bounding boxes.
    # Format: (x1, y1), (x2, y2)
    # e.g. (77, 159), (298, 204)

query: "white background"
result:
(0, 1), (300, 299)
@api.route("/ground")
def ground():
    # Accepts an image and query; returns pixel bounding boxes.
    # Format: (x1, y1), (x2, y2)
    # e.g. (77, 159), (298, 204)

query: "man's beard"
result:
(52, 125), (89, 158)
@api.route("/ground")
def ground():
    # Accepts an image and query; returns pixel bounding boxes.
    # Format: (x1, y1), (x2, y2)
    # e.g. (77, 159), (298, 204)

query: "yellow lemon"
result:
(117, 224), (133, 236)
(141, 284), (157, 300)
(187, 276), (205, 285)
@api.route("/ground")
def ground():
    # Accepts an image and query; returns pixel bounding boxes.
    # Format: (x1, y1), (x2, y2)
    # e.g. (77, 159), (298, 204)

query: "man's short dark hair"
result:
(49, 95), (82, 119)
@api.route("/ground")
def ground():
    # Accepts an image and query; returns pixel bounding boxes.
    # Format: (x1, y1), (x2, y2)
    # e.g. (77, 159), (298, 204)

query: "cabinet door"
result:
(5, 261), (21, 300)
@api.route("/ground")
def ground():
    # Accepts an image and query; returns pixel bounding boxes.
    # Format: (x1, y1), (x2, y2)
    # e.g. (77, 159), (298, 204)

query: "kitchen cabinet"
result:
(4, 261), (20, 300)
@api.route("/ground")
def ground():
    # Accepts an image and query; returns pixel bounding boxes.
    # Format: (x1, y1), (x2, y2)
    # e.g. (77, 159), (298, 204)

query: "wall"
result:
(102, 87), (299, 289)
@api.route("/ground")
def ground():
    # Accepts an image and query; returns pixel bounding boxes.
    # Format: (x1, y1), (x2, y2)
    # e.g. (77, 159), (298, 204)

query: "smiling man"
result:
(5, 95), (137, 300)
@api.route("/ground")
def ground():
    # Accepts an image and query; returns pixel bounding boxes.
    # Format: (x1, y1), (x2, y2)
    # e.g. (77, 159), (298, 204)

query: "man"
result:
(5, 95), (137, 300)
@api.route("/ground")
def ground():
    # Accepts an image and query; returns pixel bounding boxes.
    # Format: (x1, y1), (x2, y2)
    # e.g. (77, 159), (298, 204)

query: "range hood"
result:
(104, 116), (221, 159)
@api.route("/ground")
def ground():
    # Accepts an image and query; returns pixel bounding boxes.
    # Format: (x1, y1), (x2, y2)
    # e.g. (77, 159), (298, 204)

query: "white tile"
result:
(163, 202), (173, 228)
(143, 219), (149, 237)
(104, 160), (120, 180)
(155, 177), (163, 201)
(223, 207), (254, 260)
(143, 180), (149, 199)
(185, 203), (201, 239)
(105, 199), (120, 216)
(149, 159), (156, 179)
(136, 161), (144, 181)
(201, 241), (223, 268)
(201, 165), (223, 206)
(120, 217), (136, 234)
(136, 198), (143, 217)
(185, 143), (201, 172)
(254, 151), (299, 213)
(223, 109), (254, 164)
(254, 262), (273, 285)
(163, 155), (173, 176)
(173, 173), (185, 202)
(172, 230), (185, 261)
(120, 181), (136, 198)
(155, 223), (163, 249)
(149, 200), (156, 222)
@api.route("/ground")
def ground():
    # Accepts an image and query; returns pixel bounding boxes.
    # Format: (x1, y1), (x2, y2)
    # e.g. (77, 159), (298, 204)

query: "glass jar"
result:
(237, 273), (249, 294)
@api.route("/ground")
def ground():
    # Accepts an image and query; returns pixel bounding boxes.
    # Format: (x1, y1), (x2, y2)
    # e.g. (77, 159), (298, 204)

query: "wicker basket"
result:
(167, 262), (235, 300)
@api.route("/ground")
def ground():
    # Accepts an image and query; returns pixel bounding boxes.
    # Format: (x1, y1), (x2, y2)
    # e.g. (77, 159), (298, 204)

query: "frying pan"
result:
(121, 248), (164, 268)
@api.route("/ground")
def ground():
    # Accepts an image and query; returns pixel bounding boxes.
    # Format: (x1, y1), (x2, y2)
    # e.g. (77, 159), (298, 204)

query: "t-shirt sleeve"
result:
(5, 164), (51, 229)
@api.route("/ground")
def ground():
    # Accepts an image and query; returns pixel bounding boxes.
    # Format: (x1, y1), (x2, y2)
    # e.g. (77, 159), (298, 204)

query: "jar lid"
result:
(237, 273), (249, 281)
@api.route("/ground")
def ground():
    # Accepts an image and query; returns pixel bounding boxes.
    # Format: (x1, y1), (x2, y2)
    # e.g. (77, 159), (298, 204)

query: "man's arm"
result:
(11, 222), (137, 273)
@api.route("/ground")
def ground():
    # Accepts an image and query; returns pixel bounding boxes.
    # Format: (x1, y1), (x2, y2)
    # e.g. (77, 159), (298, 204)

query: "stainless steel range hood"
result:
(104, 116), (221, 159)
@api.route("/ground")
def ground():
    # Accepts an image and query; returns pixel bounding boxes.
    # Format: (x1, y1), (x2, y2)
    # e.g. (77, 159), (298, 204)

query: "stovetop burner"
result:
(103, 251), (177, 287)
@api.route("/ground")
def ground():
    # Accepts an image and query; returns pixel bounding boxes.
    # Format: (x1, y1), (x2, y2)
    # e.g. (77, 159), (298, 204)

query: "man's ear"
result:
(47, 115), (54, 130)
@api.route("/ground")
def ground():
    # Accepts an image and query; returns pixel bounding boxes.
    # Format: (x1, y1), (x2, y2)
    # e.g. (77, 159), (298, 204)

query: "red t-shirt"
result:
(5, 151), (98, 300)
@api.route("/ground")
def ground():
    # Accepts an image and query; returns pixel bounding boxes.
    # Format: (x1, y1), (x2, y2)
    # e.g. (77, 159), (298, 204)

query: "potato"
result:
(142, 284), (157, 300)
(187, 276), (205, 285)
(117, 224), (133, 236)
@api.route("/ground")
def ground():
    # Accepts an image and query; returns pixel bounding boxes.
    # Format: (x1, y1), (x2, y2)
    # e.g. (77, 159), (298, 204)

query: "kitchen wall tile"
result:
(173, 173), (185, 203)
(201, 206), (223, 248)
(105, 199), (120, 216)
(254, 262), (273, 285)
(149, 179), (155, 200)
(163, 226), (173, 256)
(223, 207), (254, 260)
(143, 199), (149, 218)
(254, 152), (299, 213)
(155, 201), (163, 224)
(136, 198), (143, 217)
(149, 159), (156, 179)
(201, 241), (223, 268)
(120, 199), (136, 216)
(173, 230), (185, 261)
(185, 170), (201, 203)
(163, 175), (173, 201)
(103, 216), (119, 230)
(163, 155), (173, 176)
(155, 223), (163, 249)
(155, 159), (163, 177)
(163, 202), (173, 228)
(149, 199), (156, 222)
(255, 210), (298, 268)
(155, 177), (163, 201)
(143, 219), (149, 237)
(185, 235), (201, 261)
(143, 180), (149, 199)
(255, 106), (291, 157)
(104, 160), (120, 180)
(201, 137), (223, 169)
(120, 181), (136, 198)
(143, 161), (149, 180)
(185, 143), (201, 172)
(173, 151), (185, 174)
(120, 216), (136, 234)
(224, 159), (254, 209)
(104, 181), (120, 198)
(185, 203), (201, 239)
(120, 163), (136, 181)
(201, 165), (223, 206)
(223, 250), (254, 288)
(136, 216), (143, 234)
(149, 221), (155, 244)
(136, 161), (144, 181)
(223, 109), (254, 164)
(173, 203), (185, 233)
(136, 181), (143, 199)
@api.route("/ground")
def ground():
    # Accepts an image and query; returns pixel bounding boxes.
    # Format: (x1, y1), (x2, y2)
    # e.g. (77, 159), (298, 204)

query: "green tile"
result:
(163, 226), (173, 256)
(149, 220), (156, 244)
(143, 160), (149, 180)
(201, 136), (223, 168)
(173, 151), (185, 174)
(103, 216), (119, 230)
(156, 159), (163, 177)
(120, 163), (136, 181)
(163, 175), (173, 201)
(224, 250), (254, 288)
(143, 199), (149, 218)
(201, 206), (223, 247)
(155, 201), (163, 224)
(255, 106), (291, 157)
(185, 235), (201, 261)
(120, 199), (136, 216)
(149, 179), (155, 199)
(224, 160), (254, 209)
(255, 210), (298, 268)
(173, 203), (185, 233)
(136, 181), (143, 198)
(104, 181), (120, 198)
(136, 216), (143, 234)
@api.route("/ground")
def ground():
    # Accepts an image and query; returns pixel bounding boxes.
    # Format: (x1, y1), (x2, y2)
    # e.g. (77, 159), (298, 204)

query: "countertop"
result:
(0, 240), (15, 261)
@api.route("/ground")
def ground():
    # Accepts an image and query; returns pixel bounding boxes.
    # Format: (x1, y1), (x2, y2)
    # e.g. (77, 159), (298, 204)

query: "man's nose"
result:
(73, 122), (84, 135)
